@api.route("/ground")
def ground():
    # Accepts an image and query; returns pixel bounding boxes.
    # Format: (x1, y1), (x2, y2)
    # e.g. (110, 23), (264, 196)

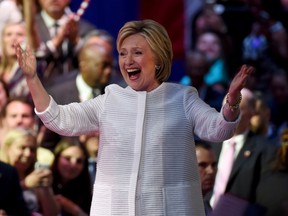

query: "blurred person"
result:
(256, 128), (288, 216)
(268, 69), (288, 139)
(0, 0), (39, 55)
(195, 30), (230, 90)
(52, 137), (92, 216)
(49, 43), (114, 103)
(82, 29), (125, 86)
(195, 140), (217, 215)
(79, 132), (99, 187)
(42, 42), (114, 150)
(210, 88), (273, 215)
(15, 19), (253, 215)
(180, 50), (226, 111)
(0, 160), (30, 216)
(35, 0), (96, 87)
(0, 97), (54, 166)
(250, 91), (275, 141)
(0, 127), (59, 216)
(0, 79), (9, 112)
(0, 21), (31, 99)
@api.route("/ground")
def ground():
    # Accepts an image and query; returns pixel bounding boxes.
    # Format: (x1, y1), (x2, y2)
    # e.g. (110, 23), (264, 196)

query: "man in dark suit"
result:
(41, 32), (114, 150)
(209, 88), (275, 215)
(35, 0), (96, 87)
(0, 161), (30, 216)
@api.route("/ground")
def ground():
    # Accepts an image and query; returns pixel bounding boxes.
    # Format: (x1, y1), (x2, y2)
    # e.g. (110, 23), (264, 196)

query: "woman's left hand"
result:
(228, 64), (254, 101)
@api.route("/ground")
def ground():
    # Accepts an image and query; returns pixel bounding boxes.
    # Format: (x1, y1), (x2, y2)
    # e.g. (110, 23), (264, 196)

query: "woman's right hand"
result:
(24, 168), (52, 188)
(14, 42), (37, 79)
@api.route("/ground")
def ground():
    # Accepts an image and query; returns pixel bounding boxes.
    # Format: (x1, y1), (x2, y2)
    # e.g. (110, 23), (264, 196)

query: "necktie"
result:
(53, 22), (59, 37)
(212, 139), (236, 208)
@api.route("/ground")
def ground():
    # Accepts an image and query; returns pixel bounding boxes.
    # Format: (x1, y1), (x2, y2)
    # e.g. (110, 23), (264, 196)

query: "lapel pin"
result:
(244, 150), (251, 157)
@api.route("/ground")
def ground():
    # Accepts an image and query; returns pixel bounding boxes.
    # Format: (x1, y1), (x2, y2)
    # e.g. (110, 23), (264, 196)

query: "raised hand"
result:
(228, 64), (254, 96)
(15, 42), (37, 79)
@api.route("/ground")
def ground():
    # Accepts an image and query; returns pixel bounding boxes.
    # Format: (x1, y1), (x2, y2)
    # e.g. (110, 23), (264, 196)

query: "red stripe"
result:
(139, 0), (185, 59)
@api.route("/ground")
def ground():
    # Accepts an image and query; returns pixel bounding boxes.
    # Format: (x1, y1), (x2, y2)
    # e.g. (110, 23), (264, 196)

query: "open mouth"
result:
(127, 69), (141, 78)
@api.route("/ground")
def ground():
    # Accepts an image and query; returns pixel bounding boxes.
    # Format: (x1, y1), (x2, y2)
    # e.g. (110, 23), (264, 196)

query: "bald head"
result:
(78, 44), (114, 88)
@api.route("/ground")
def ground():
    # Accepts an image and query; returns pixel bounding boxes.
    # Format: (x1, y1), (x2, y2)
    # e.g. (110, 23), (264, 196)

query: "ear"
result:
(79, 60), (87, 72)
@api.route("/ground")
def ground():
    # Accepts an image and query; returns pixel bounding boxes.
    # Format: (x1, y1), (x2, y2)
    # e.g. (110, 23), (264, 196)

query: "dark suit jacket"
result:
(211, 131), (276, 214)
(256, 162), (288, 216)
(35, 13), (96, 87)
(48, 74), (80, 105)
(0, 162), (30, 216)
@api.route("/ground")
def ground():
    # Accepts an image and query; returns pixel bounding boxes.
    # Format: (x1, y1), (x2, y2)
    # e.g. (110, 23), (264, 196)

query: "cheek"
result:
(7, 148), (21, 165)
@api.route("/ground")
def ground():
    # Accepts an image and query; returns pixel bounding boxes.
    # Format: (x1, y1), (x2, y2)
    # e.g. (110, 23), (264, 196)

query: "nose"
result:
(23, 147), (31, 157)
(70, 157), (78, 165)
(125, 53), (134, 65)
(15, 117), (24, 126)
(206, 165), (215, 174)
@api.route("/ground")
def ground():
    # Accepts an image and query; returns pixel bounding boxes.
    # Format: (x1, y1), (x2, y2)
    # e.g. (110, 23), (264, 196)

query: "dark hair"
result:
(0, 96), (34, 118)
(52, 137), (92, 213)
(195, 140), (213, 150)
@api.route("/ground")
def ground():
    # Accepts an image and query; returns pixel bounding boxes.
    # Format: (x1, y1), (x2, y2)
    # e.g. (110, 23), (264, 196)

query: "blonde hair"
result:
(116, 19), (173, 82)
(0, 127), (37, 165)
(0, 21), (26, 77)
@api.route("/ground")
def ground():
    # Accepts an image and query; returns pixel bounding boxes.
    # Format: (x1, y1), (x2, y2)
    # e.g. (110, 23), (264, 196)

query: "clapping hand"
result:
(14, 42), (37, 79)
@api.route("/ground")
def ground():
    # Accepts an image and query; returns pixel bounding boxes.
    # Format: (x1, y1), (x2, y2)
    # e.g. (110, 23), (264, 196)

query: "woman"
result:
(0, 127), (59, 216)
(0, 21), (30, 98)
(52, 137), (92, 216)
(0, 78), (9, 112)
(15, 19), (253, 215)
(0, 0), (39, 55)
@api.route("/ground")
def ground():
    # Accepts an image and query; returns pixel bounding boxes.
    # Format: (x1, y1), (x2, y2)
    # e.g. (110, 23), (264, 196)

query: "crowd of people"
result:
(0, 0), (288, 216)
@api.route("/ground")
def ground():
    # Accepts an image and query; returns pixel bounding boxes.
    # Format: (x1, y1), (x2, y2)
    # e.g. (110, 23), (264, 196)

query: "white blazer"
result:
(37, 83), (238, 216)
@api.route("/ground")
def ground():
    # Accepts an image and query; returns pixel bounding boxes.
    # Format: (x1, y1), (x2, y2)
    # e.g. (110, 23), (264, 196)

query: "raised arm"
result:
(15, 43), (51, 112)
(222, 64), (254, 121)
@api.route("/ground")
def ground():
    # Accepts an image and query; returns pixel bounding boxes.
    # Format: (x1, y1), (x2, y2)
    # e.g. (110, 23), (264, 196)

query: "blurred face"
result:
(236, 95), (255, 134)
(0, 83), (8, 109)
(4, 101), (35, 129)
(271, 75), (288, 104)
(250, 100), (270, 134)
(83, 47), (113, 87)
(196, 146), (217, 195)
(38, 0), (70, 18)
(186, 54), (209, 87)
(3, 24), (26, 58)
(7, 136), (37, 171)
(281, 0), (288, 9)
(57, 146), (85, 182)
(196, 32), (222, 62)
(85, 36), (114, 56)
(118, 34), (159, 92)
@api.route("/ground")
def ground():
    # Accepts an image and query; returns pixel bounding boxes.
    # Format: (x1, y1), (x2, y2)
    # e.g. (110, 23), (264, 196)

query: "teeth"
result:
(127, 69), (139, 73)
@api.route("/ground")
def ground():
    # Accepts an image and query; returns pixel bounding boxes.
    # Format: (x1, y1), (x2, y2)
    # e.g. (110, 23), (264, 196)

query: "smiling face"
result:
(2, 23), (26, 58)
(118, 34), (160, 92)
(57, 146), (85, 183)
(7, 135), (37, 173)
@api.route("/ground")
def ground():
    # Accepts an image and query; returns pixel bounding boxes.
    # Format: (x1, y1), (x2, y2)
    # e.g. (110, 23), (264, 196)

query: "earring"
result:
(155, 65), (160, 70)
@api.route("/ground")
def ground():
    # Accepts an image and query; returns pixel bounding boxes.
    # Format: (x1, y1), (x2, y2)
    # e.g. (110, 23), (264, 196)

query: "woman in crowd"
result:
(15, 19), (253, 215)
(0, 127), (59, 216)
(51, 137), (92, 216)
(0, 21), (30, 99)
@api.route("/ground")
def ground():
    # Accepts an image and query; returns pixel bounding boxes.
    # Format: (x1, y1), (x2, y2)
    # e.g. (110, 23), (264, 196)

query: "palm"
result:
(15, 43), (36, 78)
